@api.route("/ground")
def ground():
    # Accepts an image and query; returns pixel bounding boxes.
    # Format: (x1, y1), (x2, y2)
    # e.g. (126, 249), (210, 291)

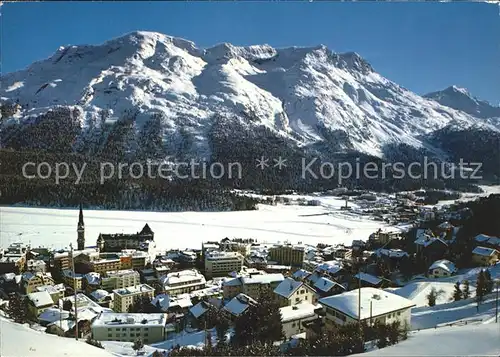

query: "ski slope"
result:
(0, 204), (386, 251)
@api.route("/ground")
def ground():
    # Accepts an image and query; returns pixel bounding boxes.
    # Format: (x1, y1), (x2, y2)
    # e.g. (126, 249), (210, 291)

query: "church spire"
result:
(77, 203), (85, 250)
(78, 203), (84, 227)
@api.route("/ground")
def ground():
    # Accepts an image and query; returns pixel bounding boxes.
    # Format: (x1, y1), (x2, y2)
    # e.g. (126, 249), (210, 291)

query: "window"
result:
(397, 312), (401, 316)
(291, 322), (296, 327)
(295, 297), (300, 303)
(305, 296), (308, 300)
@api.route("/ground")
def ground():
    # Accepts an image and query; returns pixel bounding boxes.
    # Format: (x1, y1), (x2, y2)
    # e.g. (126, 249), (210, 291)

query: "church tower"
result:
(77, 203), (85, 250)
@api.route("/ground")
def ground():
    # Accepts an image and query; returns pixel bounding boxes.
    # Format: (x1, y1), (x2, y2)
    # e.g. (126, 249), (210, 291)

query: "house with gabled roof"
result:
(273, 277), (317, 307)
(428, 259), (457, 278)
(472, 246), (499, 266)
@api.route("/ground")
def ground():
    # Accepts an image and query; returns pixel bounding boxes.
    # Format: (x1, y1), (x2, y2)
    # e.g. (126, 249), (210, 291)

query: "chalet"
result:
(313, 277), (345, 298)
(280, 303), (322, 339)
(428, 259), (457, 278)
(353, 272), (391, 289)
(472, 246), (499, 266)
(274, 277), (317, 307)
(223, 293), (257, 319)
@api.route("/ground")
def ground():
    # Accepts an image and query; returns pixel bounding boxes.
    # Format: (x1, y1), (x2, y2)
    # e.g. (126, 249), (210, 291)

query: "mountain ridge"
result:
(1, 30), (498, 165)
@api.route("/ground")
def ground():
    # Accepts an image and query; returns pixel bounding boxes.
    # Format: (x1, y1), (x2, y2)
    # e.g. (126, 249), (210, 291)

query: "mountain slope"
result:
(424, 85), (500, 120)
(1, 30), (498, 162)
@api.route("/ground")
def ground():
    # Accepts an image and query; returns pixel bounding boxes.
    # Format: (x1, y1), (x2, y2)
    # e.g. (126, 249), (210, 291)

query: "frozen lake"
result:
(0, 201), (385, 252)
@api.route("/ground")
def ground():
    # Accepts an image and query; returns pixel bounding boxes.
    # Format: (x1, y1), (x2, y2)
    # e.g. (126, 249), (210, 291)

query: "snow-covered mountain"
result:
(424, 85), (500, 120)
(1, 31), (498, 160)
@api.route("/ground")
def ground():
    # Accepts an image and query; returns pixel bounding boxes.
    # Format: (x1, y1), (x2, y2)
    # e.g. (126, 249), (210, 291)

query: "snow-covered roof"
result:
(429, 259), (457, 274)
(223, 293), (256, 317)
(222, 277), (242, 287)
(273, 277), (303, 299)
(241, 273), (284, 285)
(27, 291), (54, 308)
(151, 293), (192, 311)
(376, 249), (409, 259)
(292, 269), (311, 280)
(84, 272), (101, 285)
(354, 272), (382, 286)
(280, 303), (320, 323)
(38, 307), (70, 324)
(474, 234), (500, 248)
(472, 246), (499, 257)
(315, 261), (343, 275)
(189, 301), (212, 319)
(319, 287), (415, 320)
(90, 289), (111, 301)
(48, 319), (76, 332)
(36, 283), (65, 295)
(161, 269), (205, 286)
(92, 313), (167, 327)
(314, 277), (344, 293)
(113, 284), (155, 296)
(437, 221), (454, 229)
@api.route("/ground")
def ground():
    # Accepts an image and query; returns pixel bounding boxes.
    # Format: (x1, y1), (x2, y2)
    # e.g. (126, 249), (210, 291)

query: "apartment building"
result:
(268, 244), (305, 267)
(160, 269), (206, 296)
(112, 284), (155, 313)
(104, 270), (141, 291)
(91, 313), (167, 344)
(62, 269), (83, 291)
(0, 242), (28, 274)
(21, 272), (55, 294)
(205, 251), (244, 279)
(222, 273), (285, 300)
(119, 250), (148, 270)
(318, 287), (415, 329)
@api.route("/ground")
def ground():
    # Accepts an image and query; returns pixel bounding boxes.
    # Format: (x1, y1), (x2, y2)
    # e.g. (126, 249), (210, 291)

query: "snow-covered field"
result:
(359, 323), (500, 356)
(0, 317), (114, 357)
(0, 202), (386, 251)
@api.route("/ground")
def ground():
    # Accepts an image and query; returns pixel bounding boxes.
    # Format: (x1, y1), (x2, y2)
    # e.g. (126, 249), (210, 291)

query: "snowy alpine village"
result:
(1, 1), (500, 356)
(1, 190), (499, 356)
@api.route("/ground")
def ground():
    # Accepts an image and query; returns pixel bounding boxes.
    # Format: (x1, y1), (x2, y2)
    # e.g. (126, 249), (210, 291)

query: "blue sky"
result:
(2, 2), (499, 103)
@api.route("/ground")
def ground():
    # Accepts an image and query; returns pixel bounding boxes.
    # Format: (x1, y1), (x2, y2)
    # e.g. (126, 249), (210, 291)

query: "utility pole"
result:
(496, 280), (499, 323)
(70, 243), (79, 340)
(358, 269), (363, 350)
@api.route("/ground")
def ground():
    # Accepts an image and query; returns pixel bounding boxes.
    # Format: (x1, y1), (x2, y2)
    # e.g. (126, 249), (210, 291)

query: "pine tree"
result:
(427, 287), (438, 307)
(453, 281), (462, 301)
(462, 280), (470, 299)
(7, 294), (28, 324)
(255, 286), (284, 344)
(484, 270), (493, 294)
(476, 270), (486, 303)
(132, 338), (144, 355)
(214, 313), (230, 345)
(62, 299), (73, 311)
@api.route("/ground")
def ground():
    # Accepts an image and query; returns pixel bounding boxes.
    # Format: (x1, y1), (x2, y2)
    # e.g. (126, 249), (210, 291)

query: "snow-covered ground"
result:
(358, 323), (500, 356)
(0, 317), (114, 357)
(389, 281), (460, 308)
(0, 203), (386, 251)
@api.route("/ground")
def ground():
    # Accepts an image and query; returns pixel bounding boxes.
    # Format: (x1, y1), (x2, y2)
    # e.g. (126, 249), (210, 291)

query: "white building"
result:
(205, 251), (244, 279)
(160, 269), (206, 296)
(428, 259), (457, 278)
(91, 312), (167, 344)
(280, 303), (321, 339)
(319, 287), (415, 328)
(112, 284), (155, 312)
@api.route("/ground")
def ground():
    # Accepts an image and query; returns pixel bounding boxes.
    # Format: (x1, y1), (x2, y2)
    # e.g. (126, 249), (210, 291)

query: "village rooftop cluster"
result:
(0, 196), (499, 353)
